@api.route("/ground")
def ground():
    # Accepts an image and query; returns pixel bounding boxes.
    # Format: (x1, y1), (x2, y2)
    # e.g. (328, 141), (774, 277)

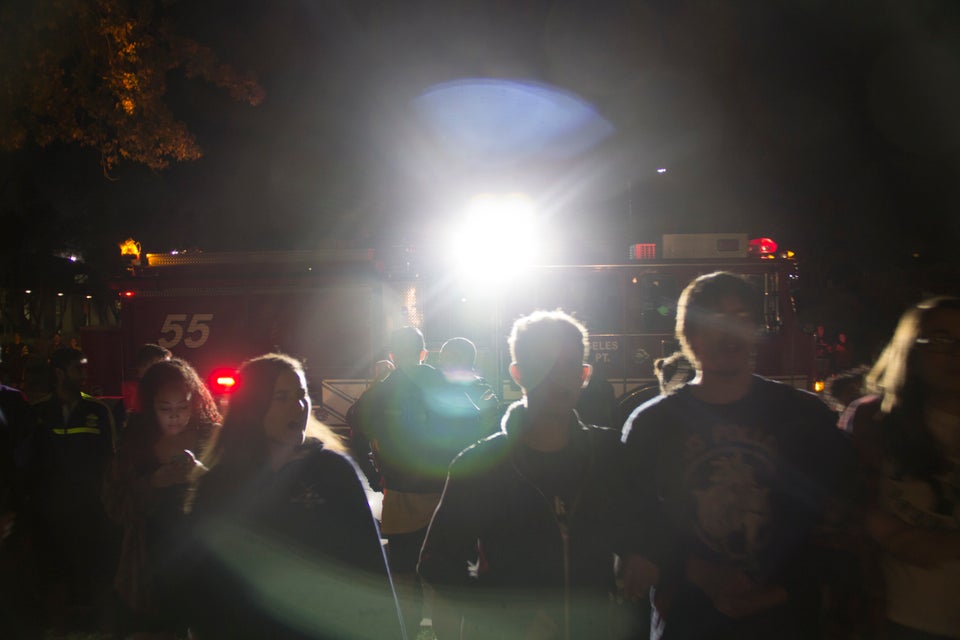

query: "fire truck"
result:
(82, 233), (815, 429)
(81, 246), (412, 423)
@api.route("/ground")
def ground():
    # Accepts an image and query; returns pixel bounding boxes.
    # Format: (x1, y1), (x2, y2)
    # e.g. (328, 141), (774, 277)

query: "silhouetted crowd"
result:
(1, 270), (958, 640)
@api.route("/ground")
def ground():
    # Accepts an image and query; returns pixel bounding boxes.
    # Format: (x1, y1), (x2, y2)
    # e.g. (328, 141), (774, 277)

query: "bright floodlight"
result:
(449, 193), (538, 282)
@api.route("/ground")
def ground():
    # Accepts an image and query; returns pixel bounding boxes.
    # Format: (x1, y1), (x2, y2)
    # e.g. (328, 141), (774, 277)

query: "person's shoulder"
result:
(299, 438), (363, 476)
(78, 395), (116, 422)
(755, 376), (834, 414)
(0, 383), (23, 397)
(449, 431), (509, 472)
(382, 365), (433, 391)
(460, 430), (508, 455)
(301, 437), (342, 460)
(78, 394), (112, 411)
(467, 378), (499, 407)
(839, 394), (882, 436)
(0, 384), (28, 406)
(845, 393), (881, 416)
(411, 363), (447, 387)
(582, 421), (622, 441)
(468, 375), (496, 393)
(622, 391), (682, 442)
(582, 423), (626, 455)
(30, 395), (58, 422)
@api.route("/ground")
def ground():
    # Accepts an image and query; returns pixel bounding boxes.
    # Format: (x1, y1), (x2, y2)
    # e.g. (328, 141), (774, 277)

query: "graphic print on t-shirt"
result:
(683, 423), (777, 564)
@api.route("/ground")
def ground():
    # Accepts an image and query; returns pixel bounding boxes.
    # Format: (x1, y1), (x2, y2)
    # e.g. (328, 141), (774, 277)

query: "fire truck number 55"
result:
(157, 314), (214, 349)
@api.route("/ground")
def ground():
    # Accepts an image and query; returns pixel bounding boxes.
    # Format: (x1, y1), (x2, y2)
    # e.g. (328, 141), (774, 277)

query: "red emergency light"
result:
(121, 290), (135, 297)
(629, 243), (657, 260)
(209, 368), (239, 395)
(748, 237), (778, 257)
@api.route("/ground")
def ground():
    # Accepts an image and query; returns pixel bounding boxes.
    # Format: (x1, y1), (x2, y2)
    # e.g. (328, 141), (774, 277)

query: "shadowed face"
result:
(58, 359), (86, 395)
(687, 295), (760, 378)
(517, 339), (591, 422)
(154, 382), (193, 436)
(263, 368), (310, 448)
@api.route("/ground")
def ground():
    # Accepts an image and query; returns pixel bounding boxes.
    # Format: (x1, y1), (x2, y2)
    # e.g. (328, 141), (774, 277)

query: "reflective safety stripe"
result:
(51, 427), (102, 435)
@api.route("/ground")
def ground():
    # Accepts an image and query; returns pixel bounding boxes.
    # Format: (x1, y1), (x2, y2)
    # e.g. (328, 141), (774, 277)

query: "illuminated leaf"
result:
(0, 0), (264, 174)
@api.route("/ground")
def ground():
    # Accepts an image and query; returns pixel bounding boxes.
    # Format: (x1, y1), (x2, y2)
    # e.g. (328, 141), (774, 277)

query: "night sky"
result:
(4, 0), (960, 270)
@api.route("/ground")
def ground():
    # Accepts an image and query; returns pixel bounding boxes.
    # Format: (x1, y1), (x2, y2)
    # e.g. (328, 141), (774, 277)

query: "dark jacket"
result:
(418, 401), (627, 639)
(0, 384), (33, 514)
(186, 440), (405, 640)
(357, 364), (481, 494)
(31, 394), (115, 524)
(442, 371), (502, 437)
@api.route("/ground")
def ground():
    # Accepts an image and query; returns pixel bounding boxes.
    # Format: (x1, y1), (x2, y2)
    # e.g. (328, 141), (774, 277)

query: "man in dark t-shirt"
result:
(621, 272), (854, 640)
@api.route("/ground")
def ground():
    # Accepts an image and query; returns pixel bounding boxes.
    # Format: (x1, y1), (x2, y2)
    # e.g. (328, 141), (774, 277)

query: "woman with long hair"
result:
(103, 357), (221, 638)
(843, 296), (960, 639)
(185, 353), (403, 640)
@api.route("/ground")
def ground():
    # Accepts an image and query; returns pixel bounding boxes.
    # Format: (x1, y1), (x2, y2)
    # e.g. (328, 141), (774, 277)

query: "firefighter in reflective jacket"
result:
(30, 348), (116, 626)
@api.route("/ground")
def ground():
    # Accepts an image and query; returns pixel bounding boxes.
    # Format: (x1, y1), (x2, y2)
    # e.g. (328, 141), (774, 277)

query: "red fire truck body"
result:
(83, 235), (815, 428)
(83, 250), (410, 419)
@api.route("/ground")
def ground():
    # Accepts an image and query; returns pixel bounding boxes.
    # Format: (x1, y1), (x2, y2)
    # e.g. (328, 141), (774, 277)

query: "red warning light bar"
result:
(748, 237), (778, 256)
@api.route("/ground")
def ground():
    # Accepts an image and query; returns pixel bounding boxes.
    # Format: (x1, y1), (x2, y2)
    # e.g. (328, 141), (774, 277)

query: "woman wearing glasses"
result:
(843, 296), (960, 639)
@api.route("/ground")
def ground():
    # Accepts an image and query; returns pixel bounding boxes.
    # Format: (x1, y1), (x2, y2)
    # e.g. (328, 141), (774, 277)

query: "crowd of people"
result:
(0, 270), (956, 640)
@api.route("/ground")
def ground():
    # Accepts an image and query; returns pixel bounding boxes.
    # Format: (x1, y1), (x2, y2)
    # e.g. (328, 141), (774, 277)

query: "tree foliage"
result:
(0, 0), (264, 173)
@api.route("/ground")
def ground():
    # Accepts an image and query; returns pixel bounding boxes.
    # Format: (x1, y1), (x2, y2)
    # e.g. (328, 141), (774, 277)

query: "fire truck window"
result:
(532, 272), (621, 334)
(577, 272), (621, 333)
(742, 274), (774, 331)
(636, 274), (678, 332)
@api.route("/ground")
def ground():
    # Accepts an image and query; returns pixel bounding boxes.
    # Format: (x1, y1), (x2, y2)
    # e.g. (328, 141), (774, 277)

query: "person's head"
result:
(439, 337), (477, 375)
(49, 347), (86, 396)
(202, 353), (343, 472)
(134, 343), (172, 378)
(866, 296), (960, 414)
(388, 326), (427, 370)
(676, 272), (762, 378)
(824, 366), (867, 412)
(508, 310), (591, 418)
(138, 358), (221, 439)
(654, 351), (696, 395)
(372, 359), (396, 382)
